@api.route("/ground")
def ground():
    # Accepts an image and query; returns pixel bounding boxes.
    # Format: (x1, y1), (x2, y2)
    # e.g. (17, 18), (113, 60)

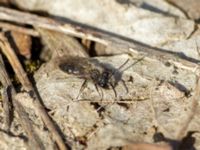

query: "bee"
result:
(58, 56), (129, 99)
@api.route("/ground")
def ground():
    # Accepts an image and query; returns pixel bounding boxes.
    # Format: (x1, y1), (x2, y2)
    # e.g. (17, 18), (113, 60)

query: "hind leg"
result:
(109, 82), (117, 98)
(94, 84), (103, 100)
(121, 79), (128, 94)
(76, 79), (88, 100)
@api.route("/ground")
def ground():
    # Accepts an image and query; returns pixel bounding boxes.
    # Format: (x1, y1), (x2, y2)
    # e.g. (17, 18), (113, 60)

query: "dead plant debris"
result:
(0, 1), (200, 150)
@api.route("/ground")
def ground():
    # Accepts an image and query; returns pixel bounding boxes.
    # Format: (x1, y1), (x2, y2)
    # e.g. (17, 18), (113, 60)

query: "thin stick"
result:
(0, 55), (44, 150)
(1, 86), (12, 131)
(0, 6), (107, 45)
(0, 6), (198, 72)
(0, 33), (31, 90)
(74, 98), (149, 103)
(0, 21), (39, 36)
(0, 33), (68, 150)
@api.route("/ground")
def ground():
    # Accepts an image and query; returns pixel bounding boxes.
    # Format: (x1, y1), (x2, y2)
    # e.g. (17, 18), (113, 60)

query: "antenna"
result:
(108, 56), (145, 96)
(108, 56), (145, 79)
(120, 56), (145, 73)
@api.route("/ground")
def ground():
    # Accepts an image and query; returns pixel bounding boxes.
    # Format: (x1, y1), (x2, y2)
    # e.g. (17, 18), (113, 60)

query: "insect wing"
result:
(59, 57), (93, 78)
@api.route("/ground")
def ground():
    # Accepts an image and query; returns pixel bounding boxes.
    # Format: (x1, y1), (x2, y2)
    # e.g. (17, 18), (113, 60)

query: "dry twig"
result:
(75, 98), (149, 103)
(0, 55), (44, 149)
(0, 33), (68, 150)
(0, 6), (198, 72)
(1, 86), (12, 131)
(0, 21), (39, 36)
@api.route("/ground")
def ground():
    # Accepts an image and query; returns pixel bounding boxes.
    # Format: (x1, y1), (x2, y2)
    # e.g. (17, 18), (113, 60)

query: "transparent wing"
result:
(58, 57), (96, 78)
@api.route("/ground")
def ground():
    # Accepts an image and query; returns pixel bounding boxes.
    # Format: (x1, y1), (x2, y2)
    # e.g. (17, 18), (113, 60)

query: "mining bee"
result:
(58, 56), (130, 99)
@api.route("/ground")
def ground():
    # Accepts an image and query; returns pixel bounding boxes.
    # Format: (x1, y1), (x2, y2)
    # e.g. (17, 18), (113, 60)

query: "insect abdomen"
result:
(59, 63), (82, 75)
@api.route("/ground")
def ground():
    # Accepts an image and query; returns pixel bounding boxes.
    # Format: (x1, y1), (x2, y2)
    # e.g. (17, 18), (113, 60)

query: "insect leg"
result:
(109, 82), (117, 98)
(120, 79), (128, 94)
(94, 84), (103, 100)
(76, 79), (88, 100)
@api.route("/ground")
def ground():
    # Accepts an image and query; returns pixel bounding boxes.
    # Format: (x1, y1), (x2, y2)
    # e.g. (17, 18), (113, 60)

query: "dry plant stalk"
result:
(0, 6), (198, 72)
(36, 27), (88, 57)
(0, 21), (39, 37)
(1, 87), (12, 131)
(0, 55), (43, 149)
(0, 33), (68, 150)
(0, 6), (198, 150)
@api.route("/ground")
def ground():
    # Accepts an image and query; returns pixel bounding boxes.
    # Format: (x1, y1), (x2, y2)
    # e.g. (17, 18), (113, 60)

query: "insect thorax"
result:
(90, 69), (111, 88)
(90, 69), (101, 81)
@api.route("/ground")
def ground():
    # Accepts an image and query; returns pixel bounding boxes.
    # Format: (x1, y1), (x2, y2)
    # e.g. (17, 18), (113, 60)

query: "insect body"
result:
(59, 57), (112, 88)
(58, 56), (116, 99)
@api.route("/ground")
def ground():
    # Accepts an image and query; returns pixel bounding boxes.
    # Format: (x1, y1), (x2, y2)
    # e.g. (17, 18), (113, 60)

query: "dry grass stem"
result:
(0, 33), (68, 150)
(0, 55), (44, 149)
(0, 21), (39, 36)
(0, 6), (198, 71)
